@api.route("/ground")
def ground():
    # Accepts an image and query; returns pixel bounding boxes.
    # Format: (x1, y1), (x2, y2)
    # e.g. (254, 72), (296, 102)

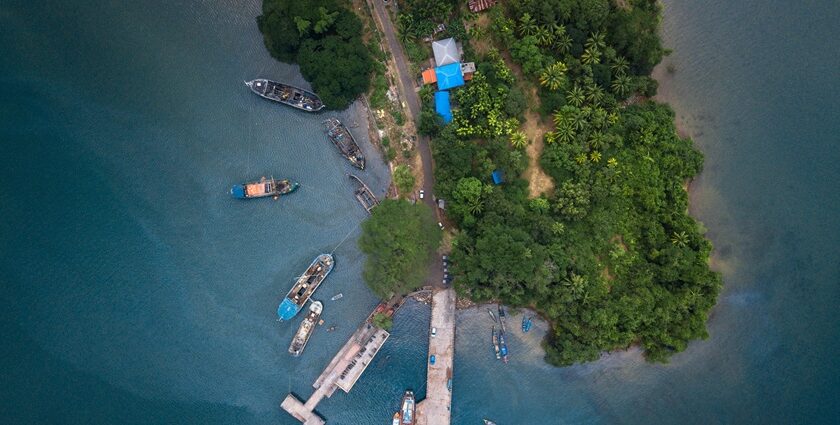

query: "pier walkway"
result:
(416, 288), (456, 425)
(281, 322), (390, 424)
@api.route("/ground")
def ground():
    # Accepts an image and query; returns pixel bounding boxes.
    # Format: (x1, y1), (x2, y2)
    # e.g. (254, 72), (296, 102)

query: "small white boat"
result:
(331, 293), (343, 301)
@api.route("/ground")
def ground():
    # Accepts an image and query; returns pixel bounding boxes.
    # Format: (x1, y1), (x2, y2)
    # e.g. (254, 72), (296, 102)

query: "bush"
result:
(393, 165), (416, 194)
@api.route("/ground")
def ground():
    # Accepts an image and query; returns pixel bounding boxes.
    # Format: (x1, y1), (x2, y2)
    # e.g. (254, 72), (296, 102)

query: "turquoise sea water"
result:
(1, 0), (838, 424)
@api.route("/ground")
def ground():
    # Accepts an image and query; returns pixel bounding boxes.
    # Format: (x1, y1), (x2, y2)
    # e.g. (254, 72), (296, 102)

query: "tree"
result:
(539, 61), (568, 91)
(611, 56), (629, 75)
(393, 165), (416, 195)
(358, 200), (441, 298)
(510, 131), (529, 149)
(371, 312), (393, 330)
(589, 150), (602, 163)
(518, 13), (538, 37)
(611, 74), (633, 97)
(566, 85), (585, 107)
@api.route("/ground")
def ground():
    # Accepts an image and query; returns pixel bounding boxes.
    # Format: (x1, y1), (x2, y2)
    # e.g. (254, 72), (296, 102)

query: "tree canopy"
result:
(258, 0), (374, 109)
(423, 0), (720, 366)
(358, 200), (441, 298)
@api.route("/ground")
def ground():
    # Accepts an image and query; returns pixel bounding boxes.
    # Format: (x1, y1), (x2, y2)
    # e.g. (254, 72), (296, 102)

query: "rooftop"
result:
(432, 38), (460, 66)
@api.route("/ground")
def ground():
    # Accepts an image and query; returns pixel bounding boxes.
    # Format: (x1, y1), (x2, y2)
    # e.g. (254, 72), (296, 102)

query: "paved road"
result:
(368, 0), (447, 289)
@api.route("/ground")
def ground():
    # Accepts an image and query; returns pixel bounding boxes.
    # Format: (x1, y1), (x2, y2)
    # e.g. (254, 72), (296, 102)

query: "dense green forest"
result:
(415, 0), (721, 365)
(257, 0), (374, 109)
(358, 200), (441, 298)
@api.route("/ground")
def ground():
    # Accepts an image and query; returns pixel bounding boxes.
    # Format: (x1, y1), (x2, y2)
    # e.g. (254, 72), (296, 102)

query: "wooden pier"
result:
(281, 319), (390, 424)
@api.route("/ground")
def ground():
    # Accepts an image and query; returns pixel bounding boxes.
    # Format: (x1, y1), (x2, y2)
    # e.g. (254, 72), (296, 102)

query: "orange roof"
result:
(463, 72), (474, 81)
(422, 68), (437, 85)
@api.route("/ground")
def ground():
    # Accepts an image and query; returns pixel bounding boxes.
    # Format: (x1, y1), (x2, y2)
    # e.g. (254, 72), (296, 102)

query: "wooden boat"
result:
(288, 301), (323, 356)
(230, 176), (298, 199)
(245, 79), (324, 112)
(324, 118), (365, 169)
(348, 174), (379, 214)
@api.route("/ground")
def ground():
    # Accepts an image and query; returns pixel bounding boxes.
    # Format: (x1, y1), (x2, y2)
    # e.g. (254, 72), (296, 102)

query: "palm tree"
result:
(611, 74), (632, 97)
(581, 47), (601, 66)
(611, 56), (630, 75)
(570, 111), (587, 132)
(468, 199), (484, 215)
(539, 62), (567, 91)
(671, 231), (689, 247)
(566, 85), (585, 107)
(535, 26), (554, 47)
(555, 121), (576, 144)
(589, 150), (602, 163)
(544, 131), (558, 145)
(575, 153), (588, 165)
(588, 131), (607, 150)
(607, 157), (618, 168)
(563, 273), (587, 298)
(518, 13), (538, 37)
(554, 33), (573, 55)
(585, 84), (604, 105)
(587, 31), (607, 49)
(510, 131), (529, 149)
(607, 111), (620, 125)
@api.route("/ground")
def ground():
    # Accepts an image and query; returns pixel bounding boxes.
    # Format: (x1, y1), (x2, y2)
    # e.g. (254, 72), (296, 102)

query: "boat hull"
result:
(277, 254), (334, 321)
(231, 177), (299, 199)
(246, 79), (324, 112)
(289, 301), (323, 356)
(323, 118), (365, 169)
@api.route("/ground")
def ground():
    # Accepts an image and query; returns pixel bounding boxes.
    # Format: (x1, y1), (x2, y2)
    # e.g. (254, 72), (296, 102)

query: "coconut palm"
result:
(607, 157), (618, 168)
(611, 74), (633, 97)
(586, 31), (607, 51)
(539, 62), (568, 91)
(555, 121), (576, 144)
(611, 56), (630, 75)
(535, 26), (554, 46)
(607, 111), (620, 125)
(581, 47), (601, 66)
(510, 131), (529, 149)
(518, 13), (538, 37)
(569, 111), (587, 132)
(575, 153), (588, 165)
(563, 273), (588, 298)
(468, 199), (484, 214)
(566, 85), (585, 107)
(588, 131), (607, 150)
(544, 131), (558, 145)
(585, 84), (604, 105)
(554, 33), (573, 55)
(589, 150), (602, 163)
(671, 231), (690, 247)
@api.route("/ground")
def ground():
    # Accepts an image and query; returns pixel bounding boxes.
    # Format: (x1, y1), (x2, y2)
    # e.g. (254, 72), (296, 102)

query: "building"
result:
(432, 38), (461, 67)
(468, 0), (497, 13)
(434, 62), (465, 90)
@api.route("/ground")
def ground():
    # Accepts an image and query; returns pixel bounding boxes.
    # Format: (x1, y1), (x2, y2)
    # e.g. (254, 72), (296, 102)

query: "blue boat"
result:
(522, 316), (532, 333)
(277, 254), (334, 321)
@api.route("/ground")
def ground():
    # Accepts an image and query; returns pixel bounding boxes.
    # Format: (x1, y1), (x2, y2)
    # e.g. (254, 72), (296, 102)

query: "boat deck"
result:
(348, 174), (379, 214)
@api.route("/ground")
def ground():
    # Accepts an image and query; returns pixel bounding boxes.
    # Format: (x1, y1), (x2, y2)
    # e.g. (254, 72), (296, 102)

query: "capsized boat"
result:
(245, 79), (324, 112)
(277, 254), (334, 321)
(522, 316), (533, 333)
(400, 390), (415, 425)
(230, 176), (299, 199)
(323, 118), (365, 169)
(288, 301), (323, 356)
(492, 325), (500, 360)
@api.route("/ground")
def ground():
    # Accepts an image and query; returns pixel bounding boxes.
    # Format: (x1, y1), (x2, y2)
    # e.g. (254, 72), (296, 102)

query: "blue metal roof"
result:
(277, 298), (301, 321)
(434, 91), (452, 124)
(492, 170), (504, 185)
(230, 184), (246, 198)
(435, 62), (464, 90)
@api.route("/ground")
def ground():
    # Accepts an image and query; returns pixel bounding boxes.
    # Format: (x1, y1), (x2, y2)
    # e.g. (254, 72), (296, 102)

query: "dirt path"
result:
(521, 87), (554, 197)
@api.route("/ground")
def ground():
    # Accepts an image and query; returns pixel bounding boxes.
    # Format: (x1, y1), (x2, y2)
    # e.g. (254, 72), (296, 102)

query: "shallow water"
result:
(1, 0), (838, 424)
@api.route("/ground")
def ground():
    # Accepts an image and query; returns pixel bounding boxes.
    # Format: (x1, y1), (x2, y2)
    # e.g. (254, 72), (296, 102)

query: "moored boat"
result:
(499, 331), (509, 364)
(245, 79), (324, 112)
(522, 316), (532, 333)
(487, 308), (497, 323)
(323, 118), (365, 169)
(288, 301), (323, 356)
(392, 412), (401, 425)
(492, 325), (500, 360)
(400, 390), (415, 425)
(278, 254), (334, 321)
(348, 174), (379, 214)
(331, 293), (343, 301)
(231, 176), (299, 199)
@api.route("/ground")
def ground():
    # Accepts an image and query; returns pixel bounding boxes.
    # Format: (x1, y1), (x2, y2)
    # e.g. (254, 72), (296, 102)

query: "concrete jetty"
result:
(281, 321), (390, 424)
(416, 288), (456, 425)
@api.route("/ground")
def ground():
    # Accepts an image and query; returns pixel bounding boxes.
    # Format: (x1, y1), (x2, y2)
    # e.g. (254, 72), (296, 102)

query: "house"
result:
(432, 38), (461, 67)
(468, 0), (497, 13)
(461, 62), (476, 81)
(434, 62), (465, 90)
(435, 91), (453, 124)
